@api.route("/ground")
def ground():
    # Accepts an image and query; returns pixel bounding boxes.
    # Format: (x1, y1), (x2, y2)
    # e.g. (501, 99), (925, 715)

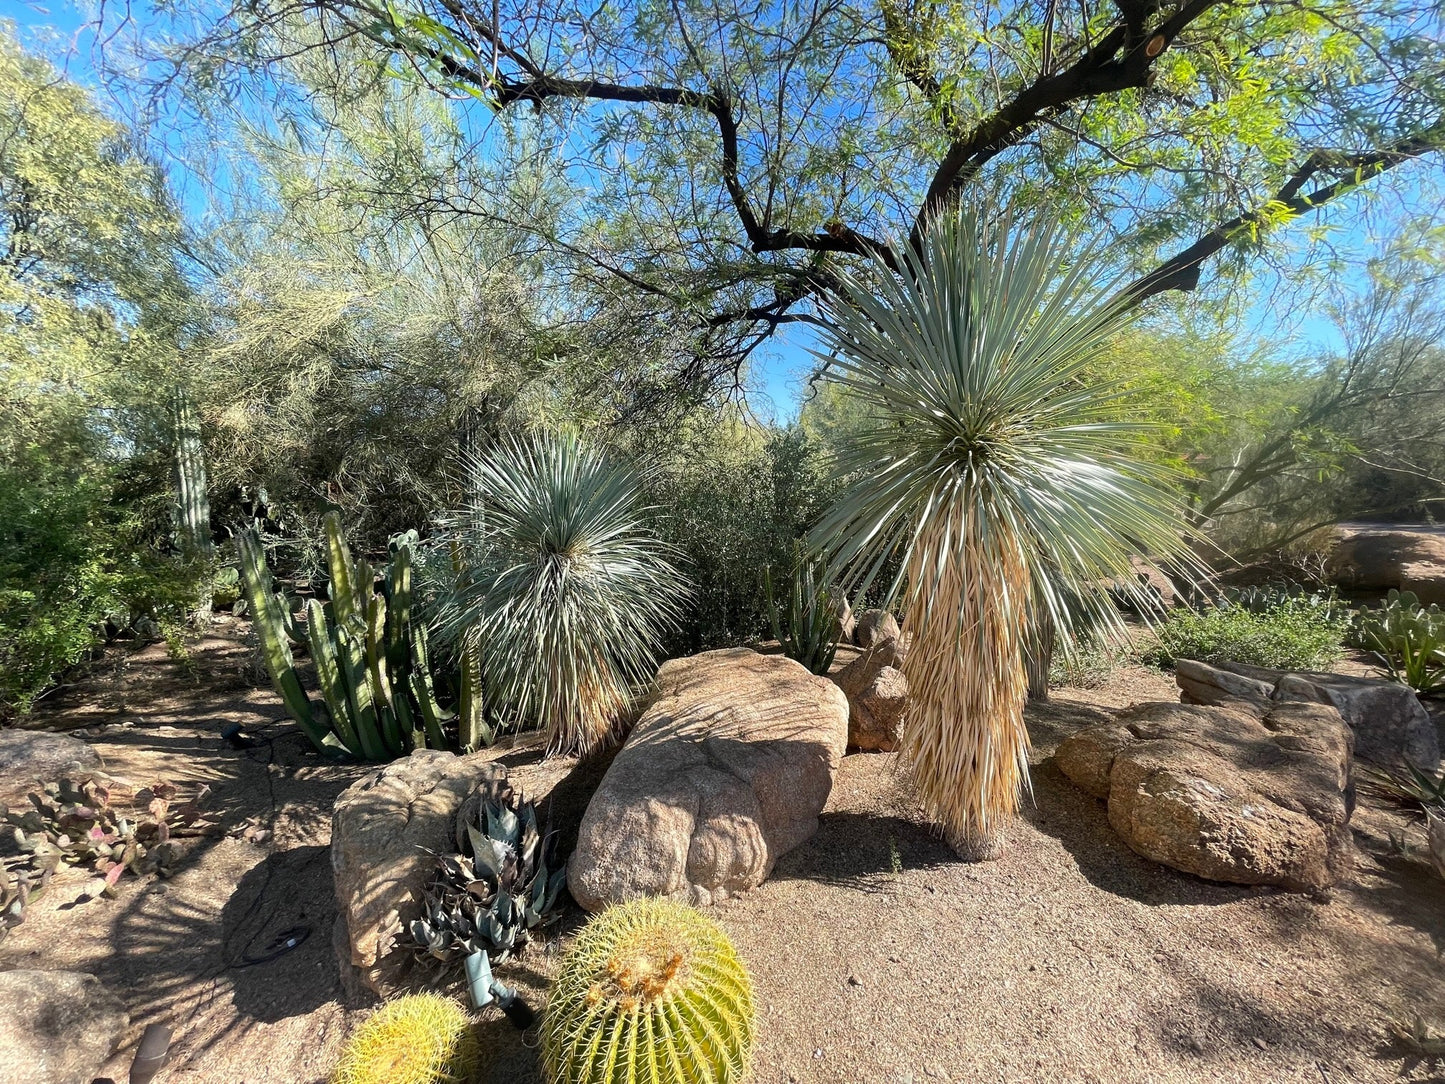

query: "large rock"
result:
(854, 608), (901, 649)
(0, 970), (128, 1084)
(0, 731), (102, 804)
(1176, 658), (1439, 770)
(332, 750), (506, 996)
(568, 648), (849, 910)
(830, 639), (908, 752)
(1328, 528), (1445, 603)
(1057, 698), (1354, 890)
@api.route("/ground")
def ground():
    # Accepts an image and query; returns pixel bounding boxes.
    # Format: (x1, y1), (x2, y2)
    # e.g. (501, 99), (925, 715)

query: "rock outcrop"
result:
(568, 648), (849, 910)
(1328, 528), (1445, 604)
(0, 970), (128, 1084)
(331, 750), (506, 996)
(0, 731), (101, 804)
(1175, 657), (1438, 770)
(1056, 698), (1354, 891)
(830, 639), (909, 752)
(854, 609), (902, 650)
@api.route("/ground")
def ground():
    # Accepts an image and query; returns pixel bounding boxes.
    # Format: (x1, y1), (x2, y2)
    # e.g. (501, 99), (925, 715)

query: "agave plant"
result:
(410, 790), (566, 965)
(810, 202), (1198, 858)
(764, 549), (842, 675)
(434, 431), (687, 756)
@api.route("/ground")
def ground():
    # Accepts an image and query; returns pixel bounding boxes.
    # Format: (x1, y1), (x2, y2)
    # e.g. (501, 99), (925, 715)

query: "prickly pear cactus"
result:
(542, 897), (756, 1084)
(331, 993), (481, 1084)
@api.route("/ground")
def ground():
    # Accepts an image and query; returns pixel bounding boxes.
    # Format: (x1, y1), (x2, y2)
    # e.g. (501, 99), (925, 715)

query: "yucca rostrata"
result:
(542, 897), (755, 1084)
(811, 202), (1197, 858)
(331, 993), (481, 1084)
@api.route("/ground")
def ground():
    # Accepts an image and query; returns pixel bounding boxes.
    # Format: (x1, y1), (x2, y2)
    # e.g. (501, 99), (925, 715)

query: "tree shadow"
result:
(769, 808), (955, 890)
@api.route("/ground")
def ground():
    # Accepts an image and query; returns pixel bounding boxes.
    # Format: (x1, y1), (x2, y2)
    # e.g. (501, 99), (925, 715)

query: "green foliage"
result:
(410, 786), (566, 967)
(542, 897), (756, 1084)
(1360, 760), (1445, 815)
(0, 29), (204, 714)
(1145, 597), (1349, 671)
(0, 435), (204, 717)
(2, 775), (212, 942)
(764, 552), (840, 675)
(331, 993), (481, 1084)
(644, 417), (840, 653)
(436, 431), (687, 756)
(238, 513), (483, 759)
(1352, 590), (1445, 695)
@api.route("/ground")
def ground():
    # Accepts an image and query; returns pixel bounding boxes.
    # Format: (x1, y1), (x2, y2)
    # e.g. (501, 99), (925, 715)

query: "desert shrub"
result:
(643, 418), (840, 653)
(764, 551), (841, 674)
(1049, 637), (1133, 689)
(1144, 596), (1348, 671)
(0, 440), (203, 717)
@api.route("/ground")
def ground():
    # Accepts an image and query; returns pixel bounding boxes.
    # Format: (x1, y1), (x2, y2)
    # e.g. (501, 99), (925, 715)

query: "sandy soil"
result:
(3, 623), (1443, 1084)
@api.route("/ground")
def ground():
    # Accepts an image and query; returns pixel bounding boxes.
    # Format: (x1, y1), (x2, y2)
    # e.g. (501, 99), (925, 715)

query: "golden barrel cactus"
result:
(542, 897), (756, 1084)
(331, 993), (482, 1084)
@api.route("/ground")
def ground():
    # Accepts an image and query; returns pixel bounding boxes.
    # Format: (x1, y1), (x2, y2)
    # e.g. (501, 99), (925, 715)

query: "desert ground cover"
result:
(4, 625), (1440, 1084)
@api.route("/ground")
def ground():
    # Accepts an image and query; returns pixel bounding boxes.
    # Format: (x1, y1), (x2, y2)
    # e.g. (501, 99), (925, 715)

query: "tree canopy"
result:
(152, 0), (1445, 374)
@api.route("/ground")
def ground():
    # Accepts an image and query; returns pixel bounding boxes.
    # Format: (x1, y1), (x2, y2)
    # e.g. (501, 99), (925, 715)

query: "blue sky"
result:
(7, 0), (1439, 422)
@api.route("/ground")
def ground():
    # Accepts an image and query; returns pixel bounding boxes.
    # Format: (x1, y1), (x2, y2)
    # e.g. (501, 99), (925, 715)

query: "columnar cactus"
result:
(542, 897), (756, 1084)
(331, 993), (481, 1084)
(236, 514), (487, 759)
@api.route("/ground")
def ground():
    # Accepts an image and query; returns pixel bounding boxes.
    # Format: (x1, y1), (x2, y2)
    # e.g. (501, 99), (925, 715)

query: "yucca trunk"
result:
(900, 508), (1032, 859)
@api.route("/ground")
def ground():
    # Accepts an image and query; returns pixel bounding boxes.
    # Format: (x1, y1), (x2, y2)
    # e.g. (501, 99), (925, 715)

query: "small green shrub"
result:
(0, 442), (204, 717)
(1048, 638), (1132, 689)
(1144, 596), (1348, 671)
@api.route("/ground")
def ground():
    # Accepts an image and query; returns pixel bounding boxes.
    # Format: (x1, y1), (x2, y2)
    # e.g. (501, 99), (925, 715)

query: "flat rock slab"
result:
(0, 969), (128, 1084)
(331, 750), (506, 996)
(1176, 657), (1439, 770)
(1056, 698), (1354, 891)
(0, 731), (101, 804)
(569, 648), (849, 910)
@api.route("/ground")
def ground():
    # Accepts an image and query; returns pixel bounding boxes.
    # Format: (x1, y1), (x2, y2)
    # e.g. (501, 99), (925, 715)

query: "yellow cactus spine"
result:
(542, 897), (756, 1084)
(331, 993), (481, 1084)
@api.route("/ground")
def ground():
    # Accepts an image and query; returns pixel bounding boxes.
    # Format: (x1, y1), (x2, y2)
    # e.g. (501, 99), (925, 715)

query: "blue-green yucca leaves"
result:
(810, 202), (1202, 651)
(434, 431), (688, 756)
(807, 202), (1202, 853)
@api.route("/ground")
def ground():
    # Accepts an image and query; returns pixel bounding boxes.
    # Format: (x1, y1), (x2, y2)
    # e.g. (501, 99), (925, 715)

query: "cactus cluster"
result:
(239, 513), (490, 759)
(1351, 589), (1445, 695)
(331, 993), (481, 1084)
(411, 788), (566, 965)
(2, 776), (212, 941)
(542, 897), (756, 1084)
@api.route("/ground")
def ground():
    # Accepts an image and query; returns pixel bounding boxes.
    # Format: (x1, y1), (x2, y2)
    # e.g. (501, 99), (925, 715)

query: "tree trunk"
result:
(1025, 608), (1055, 702)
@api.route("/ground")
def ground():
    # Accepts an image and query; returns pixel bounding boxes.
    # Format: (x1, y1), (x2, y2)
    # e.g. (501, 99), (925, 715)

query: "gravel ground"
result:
(3, 627), (1442, 1084)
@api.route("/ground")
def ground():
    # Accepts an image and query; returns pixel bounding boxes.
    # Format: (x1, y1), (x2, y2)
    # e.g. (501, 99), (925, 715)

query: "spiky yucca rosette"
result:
(542, 897), (756, 1084)
(331, 993), (481, 1084)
